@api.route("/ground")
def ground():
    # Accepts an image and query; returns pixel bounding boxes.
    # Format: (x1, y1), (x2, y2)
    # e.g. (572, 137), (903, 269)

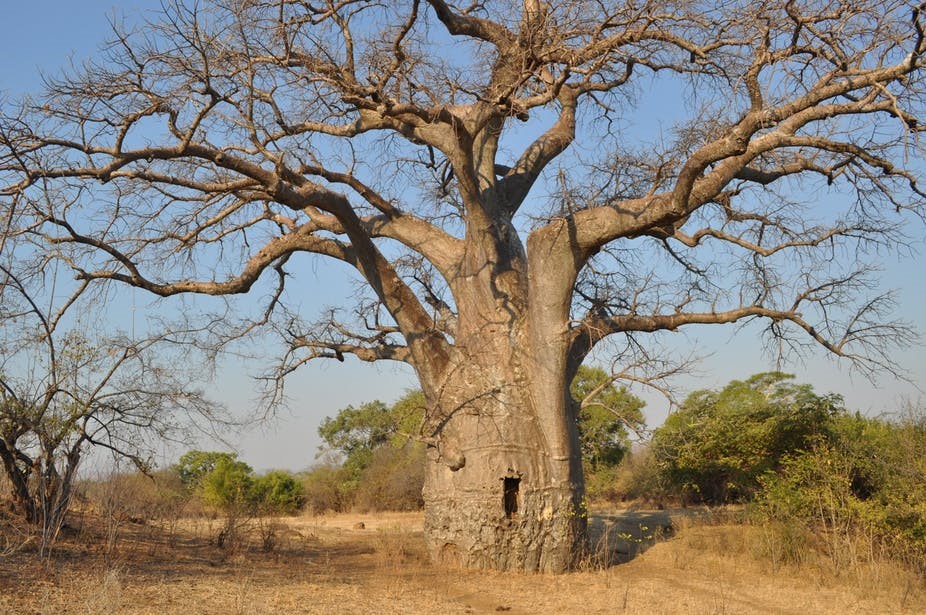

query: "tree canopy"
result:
(1, 0), (920, 385)
(571, 365), (646, 470)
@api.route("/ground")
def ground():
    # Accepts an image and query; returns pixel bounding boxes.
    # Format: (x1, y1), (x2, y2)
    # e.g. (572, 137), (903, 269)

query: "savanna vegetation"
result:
(642, 373), (926, 573)
(301, 366), (644, 513)
(1, 370), (924, 612)
(298, 371), (926, 574)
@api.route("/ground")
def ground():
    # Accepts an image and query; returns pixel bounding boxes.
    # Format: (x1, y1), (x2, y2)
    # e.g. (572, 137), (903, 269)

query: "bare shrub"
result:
(611, 445), (668, 506)
(753, 519), (816, 570)
(371, 526), (423, 570)
(79, 466), (193, 554)
(66, 565), (126, 614)
(300, 463), (351, 514)
(353, 443), (425, 513)
(0, 505), (34, 556)
(255, 517), (284, 552)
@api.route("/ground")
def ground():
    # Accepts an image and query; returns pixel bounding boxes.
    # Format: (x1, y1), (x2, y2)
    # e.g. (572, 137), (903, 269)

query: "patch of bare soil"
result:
(0, 508), (922, 614)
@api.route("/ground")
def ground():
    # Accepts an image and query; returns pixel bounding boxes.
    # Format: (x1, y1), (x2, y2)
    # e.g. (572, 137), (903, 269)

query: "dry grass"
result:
(0, 507), (923, 614)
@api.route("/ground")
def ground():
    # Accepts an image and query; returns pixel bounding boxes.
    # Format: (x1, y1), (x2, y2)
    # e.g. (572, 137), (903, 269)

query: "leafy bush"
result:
(609, 373), (925, 575)
(176, 450), (240, 489)
(652, 372), (841, 504)
(176, 450), (306, 515)
(199, 456), (256, 513)
(754, 408), (926, 571)
(252, 471), (305, 516)
(177, 451), (307, 548)
(319, 390), (425, 498)
(318, 391), (426, 510)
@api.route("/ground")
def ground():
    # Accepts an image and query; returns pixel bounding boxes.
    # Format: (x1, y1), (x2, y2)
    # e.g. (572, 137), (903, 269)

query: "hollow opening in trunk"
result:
(503, 477), (520, 518)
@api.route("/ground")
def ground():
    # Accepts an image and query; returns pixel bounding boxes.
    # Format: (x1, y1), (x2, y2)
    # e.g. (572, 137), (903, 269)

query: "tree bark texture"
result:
(421, 354), (587, 573)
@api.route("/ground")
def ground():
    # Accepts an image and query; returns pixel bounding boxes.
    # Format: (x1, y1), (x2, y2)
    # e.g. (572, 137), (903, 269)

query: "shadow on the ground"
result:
(586, 509), (682, 567)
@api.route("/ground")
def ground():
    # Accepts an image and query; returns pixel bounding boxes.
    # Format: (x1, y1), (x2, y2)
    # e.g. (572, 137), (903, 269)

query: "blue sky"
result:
(1, 2), (923, 472)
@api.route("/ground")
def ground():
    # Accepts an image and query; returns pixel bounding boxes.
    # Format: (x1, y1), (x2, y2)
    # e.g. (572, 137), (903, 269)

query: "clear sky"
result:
(1, 2), (923, 473)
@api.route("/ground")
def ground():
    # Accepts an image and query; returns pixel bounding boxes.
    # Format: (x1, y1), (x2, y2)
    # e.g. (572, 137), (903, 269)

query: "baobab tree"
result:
(2, 0), (924, 571)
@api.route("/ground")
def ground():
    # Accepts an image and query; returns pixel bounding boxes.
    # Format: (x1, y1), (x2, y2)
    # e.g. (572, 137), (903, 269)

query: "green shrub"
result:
(753, 408), (926, 571)
(319, 391), (426, 501)
(200, 456), (256, 512)
(176, 450), (239, 490)
(252, 471), (305, 516)
(177, 451), (308, 516)
(652, 372), (841, 504)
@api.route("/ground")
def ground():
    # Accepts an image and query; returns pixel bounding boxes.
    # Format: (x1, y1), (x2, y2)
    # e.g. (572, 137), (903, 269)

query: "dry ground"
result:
(0, 508), (922, 614)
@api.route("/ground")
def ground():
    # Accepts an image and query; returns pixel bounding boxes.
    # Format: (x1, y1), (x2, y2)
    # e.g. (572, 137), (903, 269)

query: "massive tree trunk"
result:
(421, 354), (587, 573)
(419, 226), (588, 572)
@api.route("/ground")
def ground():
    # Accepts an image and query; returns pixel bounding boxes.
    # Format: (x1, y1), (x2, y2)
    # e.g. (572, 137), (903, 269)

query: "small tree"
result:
(252, 470), (305, 516)
(177, 450), (240, 490)
(570, 366), (646, 471)
(197, 455), (255, 510)
(197, 454), (256, 548)
(0, 262), (220, 553)
(318, 399), (405, 490)
(319, 391), (427, 507)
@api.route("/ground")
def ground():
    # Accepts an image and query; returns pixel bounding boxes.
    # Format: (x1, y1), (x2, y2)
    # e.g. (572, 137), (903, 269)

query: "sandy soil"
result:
(0, 508), (922, 614)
